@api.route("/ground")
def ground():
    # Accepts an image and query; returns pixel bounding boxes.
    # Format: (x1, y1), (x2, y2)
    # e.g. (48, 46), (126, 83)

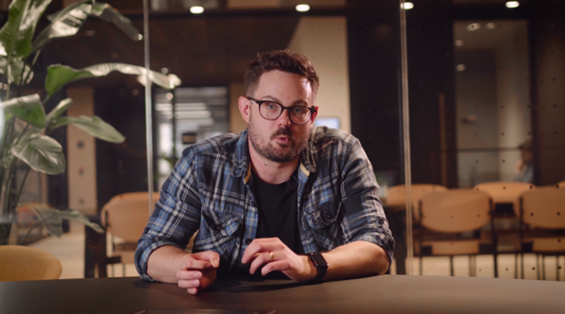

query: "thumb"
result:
(192, 251), (220, 268)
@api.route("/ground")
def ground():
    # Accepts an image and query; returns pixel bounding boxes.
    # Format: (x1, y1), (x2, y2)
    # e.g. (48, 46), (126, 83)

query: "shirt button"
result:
(245, 238), (253, 244)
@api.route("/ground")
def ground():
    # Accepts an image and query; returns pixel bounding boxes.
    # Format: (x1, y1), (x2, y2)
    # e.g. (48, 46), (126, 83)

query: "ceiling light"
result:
(166, 92), (174, 100)
(486, 23), (496, 29)
(190, 6), (204, 14)
(455, 39), (464, 47)
(138, 34), (143, 41)
(467, 23), (480, 31)
(506, 1), (519, 9)
(84, 30), (96, 37)
(401, 2), (414, 10)
(456, 64), (466, 72)
(296, 4), (310, 12)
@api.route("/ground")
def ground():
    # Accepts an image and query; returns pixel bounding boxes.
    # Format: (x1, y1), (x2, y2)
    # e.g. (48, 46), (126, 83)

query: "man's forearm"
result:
(147, 245), (190, 283)
(318, 241), (390, 281)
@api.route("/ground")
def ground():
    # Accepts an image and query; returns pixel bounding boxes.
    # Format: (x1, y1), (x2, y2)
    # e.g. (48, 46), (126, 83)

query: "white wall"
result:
(287, 17), (351, 133)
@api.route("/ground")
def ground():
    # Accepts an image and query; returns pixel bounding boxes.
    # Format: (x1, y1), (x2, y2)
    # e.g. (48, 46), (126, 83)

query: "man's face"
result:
(245, 70), (317, 163)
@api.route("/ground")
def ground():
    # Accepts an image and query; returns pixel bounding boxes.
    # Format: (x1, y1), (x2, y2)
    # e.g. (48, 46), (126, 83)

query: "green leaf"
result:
(0, 56), (34, 85)
(50, 115), (125, 143)
(32, 1), (140, 53)
(57, 208), (104, 233)
(0, 0), (53, 59)
(29, 205), (63, 238)
(11, 130), (65, 174)
(92, 3), (140, 41)
(0, 94), (46, 128)
(45, 63), (175, 96)
(45, 98), (71, 124)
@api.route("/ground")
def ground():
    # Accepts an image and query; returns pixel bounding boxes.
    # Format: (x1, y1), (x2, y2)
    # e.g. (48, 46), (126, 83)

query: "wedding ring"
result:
(269, 252), (275, 261)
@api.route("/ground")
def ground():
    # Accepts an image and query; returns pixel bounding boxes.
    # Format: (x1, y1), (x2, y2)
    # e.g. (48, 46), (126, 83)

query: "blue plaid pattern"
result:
(135, 126), (394, 280)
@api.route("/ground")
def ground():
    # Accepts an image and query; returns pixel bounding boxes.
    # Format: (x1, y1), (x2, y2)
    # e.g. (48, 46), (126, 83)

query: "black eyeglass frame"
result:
(246, 96), (317, 125)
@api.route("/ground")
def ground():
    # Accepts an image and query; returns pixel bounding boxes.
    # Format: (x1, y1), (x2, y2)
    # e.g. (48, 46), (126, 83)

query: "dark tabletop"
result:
(1, 274), (564, 314)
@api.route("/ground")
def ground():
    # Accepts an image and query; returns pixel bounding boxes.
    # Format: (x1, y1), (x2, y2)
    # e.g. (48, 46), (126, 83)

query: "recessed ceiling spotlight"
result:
(454, 39), (464, 47)
(401, 2), (414, 10)
(506, 1), (520, 9)
(456, 64), (466, 72)
(138, 34), (143, 41)
(467, 23), (480, 31)
(161, 67), (169, 74)
(166, 92), (174, 100)
(190, 6), (204, 14)
(84, 30), (96, 37)
(486, 23), (496, 29)
(296, 4), (310, 12)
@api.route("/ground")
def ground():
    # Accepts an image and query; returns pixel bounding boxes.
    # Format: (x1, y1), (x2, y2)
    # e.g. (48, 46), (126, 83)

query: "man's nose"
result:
(277, 109), (293, 126)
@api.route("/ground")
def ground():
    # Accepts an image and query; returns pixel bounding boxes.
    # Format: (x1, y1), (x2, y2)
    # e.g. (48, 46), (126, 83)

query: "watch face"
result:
(310, 253), (328, 268)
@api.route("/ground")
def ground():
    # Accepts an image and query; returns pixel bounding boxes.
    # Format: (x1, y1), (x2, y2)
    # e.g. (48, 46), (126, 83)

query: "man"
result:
(135, 50), (394, 295)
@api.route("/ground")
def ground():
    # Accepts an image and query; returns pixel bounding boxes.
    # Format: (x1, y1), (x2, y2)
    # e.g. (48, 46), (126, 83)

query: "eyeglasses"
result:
(246, 97), (317, 125)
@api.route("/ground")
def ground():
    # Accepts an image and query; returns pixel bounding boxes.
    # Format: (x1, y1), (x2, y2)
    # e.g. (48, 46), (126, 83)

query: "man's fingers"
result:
(176, 270), (202, 280)
(187, 288), (198, 295)
(241, 238), (281, 264)
(261, 260), (289, 276)
(191, 251), (220, 268)
(248, 252), (270, 274)
(183, 258), (213, 270)
(178, 279), (201, 289)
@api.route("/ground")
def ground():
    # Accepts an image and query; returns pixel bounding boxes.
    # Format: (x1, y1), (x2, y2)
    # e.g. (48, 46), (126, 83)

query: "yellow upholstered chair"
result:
(558, 181), (565, 188)
(385, 184), (449, 221)
(0, 245), (62, 282)
(418, 190), (493, 276)
(101, 192), (159, 276)
(474, 182), (535, 278)
(518, 185), (565, 280)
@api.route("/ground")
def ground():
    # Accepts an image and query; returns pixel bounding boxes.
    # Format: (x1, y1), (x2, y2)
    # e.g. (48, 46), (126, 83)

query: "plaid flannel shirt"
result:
(135, 126), (394, 280)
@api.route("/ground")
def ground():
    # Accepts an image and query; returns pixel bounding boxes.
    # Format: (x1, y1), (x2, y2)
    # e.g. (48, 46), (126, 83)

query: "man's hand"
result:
(147, 246), (219, 295)
(241, 238), (315, 281)
(176, 251), (219, 295)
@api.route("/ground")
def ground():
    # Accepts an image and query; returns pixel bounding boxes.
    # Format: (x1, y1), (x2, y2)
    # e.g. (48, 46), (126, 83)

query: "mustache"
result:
(271, 127), (293, 140)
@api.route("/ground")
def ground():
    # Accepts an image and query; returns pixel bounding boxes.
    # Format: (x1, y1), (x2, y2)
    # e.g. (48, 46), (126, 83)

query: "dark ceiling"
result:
(39, 11), (300, 90)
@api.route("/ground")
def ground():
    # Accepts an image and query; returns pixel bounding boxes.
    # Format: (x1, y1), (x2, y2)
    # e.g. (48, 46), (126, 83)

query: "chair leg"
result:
(536, 254), (540, 280)
(556, 255), (559, 281)
(450, 256), (454, 276)
(514, 254), (518, 279)
(542, 254), (546, 280)
(419, 257), (423, 276)
(468, 255), (472, 277)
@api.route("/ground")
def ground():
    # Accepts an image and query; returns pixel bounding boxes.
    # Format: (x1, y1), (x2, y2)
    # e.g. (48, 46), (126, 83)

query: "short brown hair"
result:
(244, 50), (319, 96)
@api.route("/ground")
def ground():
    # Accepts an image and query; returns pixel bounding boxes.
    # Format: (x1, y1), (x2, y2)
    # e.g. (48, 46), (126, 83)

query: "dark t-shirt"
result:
(252, 169), (304, 255)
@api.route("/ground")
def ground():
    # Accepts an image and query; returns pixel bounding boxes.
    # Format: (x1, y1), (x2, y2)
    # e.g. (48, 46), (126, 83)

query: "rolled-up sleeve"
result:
(135, 150), (202, 281)
(339, 139), (395, 265)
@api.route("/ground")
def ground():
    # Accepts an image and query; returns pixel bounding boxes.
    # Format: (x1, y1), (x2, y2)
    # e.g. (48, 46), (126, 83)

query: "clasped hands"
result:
(177, 237), (315, 295)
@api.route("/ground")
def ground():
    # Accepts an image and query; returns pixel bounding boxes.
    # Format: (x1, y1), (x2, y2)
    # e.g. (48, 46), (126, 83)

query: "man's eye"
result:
(292, 107), (307, 114)
(265, 103), (278, 110)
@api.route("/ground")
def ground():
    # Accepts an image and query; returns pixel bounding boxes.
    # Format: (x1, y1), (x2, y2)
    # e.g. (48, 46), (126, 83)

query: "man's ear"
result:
(310, 106), (319, 124)
(238, 96), (251, 123)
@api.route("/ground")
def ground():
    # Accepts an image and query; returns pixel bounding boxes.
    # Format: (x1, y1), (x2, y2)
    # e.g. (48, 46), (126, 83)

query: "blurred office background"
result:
(2, 0), (564, 280)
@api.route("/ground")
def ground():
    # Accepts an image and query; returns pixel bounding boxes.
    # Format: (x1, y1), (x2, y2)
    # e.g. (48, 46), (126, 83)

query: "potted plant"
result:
(0, 0), (175, 244)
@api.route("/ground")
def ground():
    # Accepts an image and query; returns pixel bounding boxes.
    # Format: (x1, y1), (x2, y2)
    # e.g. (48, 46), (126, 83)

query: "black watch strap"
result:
(308, 252), (328, 282)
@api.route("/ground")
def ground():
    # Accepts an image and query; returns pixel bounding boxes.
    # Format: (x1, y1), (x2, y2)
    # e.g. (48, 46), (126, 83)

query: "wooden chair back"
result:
(101, 193), (159, 242)
(474, 182), (534, 204)
(0, 246), (62, 282)
(520, 186), (565, 229)
(386, 184), (449, 220)
(419, 190), (492, 233)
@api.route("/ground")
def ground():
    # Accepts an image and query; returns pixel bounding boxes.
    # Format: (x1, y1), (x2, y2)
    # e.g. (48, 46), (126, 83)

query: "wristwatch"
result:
(308, 252), (329, 282)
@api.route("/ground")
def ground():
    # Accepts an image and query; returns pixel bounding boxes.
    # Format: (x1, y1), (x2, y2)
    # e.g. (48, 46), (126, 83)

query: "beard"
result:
(248, 113), (309, 163)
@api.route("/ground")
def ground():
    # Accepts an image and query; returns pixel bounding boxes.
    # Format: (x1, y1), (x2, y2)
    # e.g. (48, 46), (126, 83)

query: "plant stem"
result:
(17, 221), (42, 245)
(14, 165), (30, 208)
